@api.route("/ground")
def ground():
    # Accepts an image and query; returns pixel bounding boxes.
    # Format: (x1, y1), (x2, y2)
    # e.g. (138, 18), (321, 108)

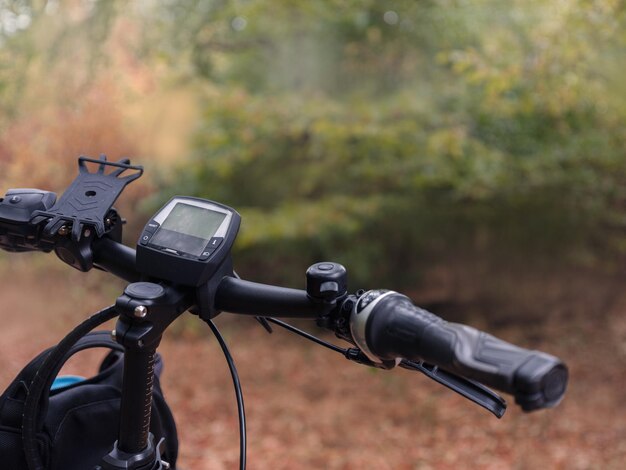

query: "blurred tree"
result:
(0, 0), (144, 197)
(146, 0), (626, 286)
(0, 0), (121, 118)
(1, 0), (625, 290)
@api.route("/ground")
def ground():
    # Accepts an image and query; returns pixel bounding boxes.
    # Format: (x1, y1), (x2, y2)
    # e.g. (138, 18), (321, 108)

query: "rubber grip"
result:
(365, 293), (568, 411)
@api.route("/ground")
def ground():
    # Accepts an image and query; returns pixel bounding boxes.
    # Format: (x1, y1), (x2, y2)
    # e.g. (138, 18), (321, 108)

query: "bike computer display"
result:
(136, 197), (240, 286)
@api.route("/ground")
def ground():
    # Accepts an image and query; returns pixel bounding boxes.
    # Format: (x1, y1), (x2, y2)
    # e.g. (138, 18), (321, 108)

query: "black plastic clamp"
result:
(31, 155), (143, 241)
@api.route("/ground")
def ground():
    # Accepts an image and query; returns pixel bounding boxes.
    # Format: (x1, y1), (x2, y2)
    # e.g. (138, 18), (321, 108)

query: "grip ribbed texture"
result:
(365, 293), (567, 411)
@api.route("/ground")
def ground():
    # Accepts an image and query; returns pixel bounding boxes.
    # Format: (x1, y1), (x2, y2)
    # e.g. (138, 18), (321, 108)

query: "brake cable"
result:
(264, 317), (346, 354)
(202, 318), (247, 470)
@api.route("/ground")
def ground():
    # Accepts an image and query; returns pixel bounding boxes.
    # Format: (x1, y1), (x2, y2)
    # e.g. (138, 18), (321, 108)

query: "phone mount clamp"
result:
(31, 155), (143, 272)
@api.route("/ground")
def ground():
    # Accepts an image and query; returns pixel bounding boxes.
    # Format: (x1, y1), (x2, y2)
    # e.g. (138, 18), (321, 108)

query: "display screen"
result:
(150, 203), (227, 256)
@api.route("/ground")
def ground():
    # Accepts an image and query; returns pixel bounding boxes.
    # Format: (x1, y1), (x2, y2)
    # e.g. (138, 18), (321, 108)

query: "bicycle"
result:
(0, 156), (568, 469)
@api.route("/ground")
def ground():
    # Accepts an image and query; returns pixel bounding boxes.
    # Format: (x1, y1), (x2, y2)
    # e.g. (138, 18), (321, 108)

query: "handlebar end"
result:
(513, 355), (568, 411)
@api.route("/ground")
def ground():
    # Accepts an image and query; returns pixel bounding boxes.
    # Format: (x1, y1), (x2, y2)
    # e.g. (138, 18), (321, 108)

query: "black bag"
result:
(0, 331), (178, 469)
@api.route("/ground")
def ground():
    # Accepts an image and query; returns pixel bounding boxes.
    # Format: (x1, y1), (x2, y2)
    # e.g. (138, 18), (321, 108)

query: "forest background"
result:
(0, 1), (625, 468)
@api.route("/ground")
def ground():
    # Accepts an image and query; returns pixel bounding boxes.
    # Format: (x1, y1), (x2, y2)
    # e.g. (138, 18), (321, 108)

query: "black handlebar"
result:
(354, 292), (568, 411)
(93, 237), (141, 283)
(215, 277), (323, 318)
(0, 159), (571, 470)
(1, 177), (569, 414)
(216, 281), (568, 411)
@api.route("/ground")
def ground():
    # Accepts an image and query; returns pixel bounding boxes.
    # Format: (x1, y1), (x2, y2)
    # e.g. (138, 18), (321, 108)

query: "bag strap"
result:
(0, 331), (124, 428)
(21, 306), (120, 470)
(38, 331), (126, 428)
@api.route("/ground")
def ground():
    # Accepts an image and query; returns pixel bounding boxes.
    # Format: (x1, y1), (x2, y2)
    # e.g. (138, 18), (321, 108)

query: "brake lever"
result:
(254, 315), (506, 417)
(399, 359), (507, 418)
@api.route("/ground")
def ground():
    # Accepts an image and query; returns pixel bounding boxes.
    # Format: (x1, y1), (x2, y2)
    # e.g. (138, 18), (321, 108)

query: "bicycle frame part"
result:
(100, 282), (192, 469)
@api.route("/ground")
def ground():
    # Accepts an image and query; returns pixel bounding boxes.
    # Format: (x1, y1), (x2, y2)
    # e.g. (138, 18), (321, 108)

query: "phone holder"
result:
(31, 155), (143, 241)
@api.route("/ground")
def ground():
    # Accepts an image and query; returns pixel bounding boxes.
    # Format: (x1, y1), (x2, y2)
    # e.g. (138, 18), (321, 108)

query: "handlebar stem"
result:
(103, 282), (192, 468)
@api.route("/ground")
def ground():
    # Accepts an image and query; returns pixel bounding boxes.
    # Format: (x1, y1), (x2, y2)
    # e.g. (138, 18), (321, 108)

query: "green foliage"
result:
(160, 0), (626, 286)
(2, 0), (624, 288)
(0, 0), (122, 126)
(0, 0), (138, 192)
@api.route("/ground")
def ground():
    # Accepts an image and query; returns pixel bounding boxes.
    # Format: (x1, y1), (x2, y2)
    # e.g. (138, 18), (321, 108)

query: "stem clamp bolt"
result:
(134, 305), (148, 318)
